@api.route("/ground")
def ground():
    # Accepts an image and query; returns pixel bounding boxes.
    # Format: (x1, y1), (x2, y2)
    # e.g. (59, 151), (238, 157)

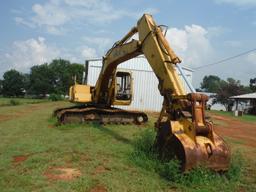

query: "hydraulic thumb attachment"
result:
(154, 93), (230, 172)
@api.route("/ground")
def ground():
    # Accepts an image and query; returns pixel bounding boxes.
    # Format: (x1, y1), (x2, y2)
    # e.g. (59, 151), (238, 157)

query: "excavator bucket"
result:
(155, 93), (230, 172)
(173, 132), (230, 171)
(155, 124), (230, 172)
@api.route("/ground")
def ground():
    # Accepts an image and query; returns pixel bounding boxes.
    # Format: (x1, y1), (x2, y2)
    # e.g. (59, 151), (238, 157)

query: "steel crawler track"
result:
(54, 105), (148, 125)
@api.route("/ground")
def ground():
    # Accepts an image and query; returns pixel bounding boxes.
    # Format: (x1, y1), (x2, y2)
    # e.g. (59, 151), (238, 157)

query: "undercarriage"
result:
(54, 105), (148, 125)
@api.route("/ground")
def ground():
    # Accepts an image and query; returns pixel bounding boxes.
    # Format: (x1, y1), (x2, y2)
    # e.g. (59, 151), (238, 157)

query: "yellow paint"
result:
(69, 84), (92, 103)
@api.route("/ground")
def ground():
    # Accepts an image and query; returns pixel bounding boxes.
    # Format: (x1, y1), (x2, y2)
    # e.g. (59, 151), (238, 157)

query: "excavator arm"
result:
(94, 39), (141, 105)
(93, 15), (185, 106)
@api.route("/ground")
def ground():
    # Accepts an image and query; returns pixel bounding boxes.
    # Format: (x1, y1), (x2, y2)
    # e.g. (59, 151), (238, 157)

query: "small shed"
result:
(86, 56), (194, 112)
(230, 92), (256, 114)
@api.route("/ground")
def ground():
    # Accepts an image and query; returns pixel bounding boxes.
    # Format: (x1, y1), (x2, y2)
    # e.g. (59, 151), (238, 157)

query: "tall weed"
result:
(130, 129), (244, 191)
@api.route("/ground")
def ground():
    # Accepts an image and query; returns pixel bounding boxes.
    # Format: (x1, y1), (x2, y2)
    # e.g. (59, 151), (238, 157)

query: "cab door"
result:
(113, 71), (133, 105)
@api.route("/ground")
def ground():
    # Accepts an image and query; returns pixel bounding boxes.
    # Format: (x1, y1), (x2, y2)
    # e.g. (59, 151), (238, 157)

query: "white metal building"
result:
(230, 92), (256, 113)
(87, 56), (194, 112)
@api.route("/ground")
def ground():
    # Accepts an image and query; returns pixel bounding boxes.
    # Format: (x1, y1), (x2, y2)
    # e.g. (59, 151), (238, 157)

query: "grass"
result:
(224, 136), (245, 145)
(212, 119), (229, 126)
(0, 97), (48, 106)
(209, 110), (256, 123)
(0, 101), (255, 191)
(130, 129), (245, 192)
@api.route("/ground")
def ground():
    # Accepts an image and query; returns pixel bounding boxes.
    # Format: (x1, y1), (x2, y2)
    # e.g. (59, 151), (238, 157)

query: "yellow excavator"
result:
(55, 14), (230, 172)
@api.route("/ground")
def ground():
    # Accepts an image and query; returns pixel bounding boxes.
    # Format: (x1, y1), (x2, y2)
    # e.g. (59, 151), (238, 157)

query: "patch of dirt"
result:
(211, 115), (231, 121)
(0, 114), (16, 122)
(89, 185), (107, 192)
(92, 165), (111, 175)
(212, 114), (256, 148)
(12, 155), (29, 164)
(0, 105), (42, 122)
(24, 105), (40, 109)
(64, 151), (92, 162)
(238, 187), (247, 192)
(14, 105), (41, 115)
(44, 167), (81, 181)
(148, 112), (256, 148)
(102, 158), (109, 163)
(80, 154), (92, 162)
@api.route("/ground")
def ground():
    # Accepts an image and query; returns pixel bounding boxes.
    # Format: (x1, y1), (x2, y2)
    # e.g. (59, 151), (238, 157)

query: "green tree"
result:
(49, 59), (71, 94)
(0, 79), (3, 95)
(29, 64), (54, 96)
(200, 75), (253, 111)
(213, 78), (249, 111)
(68, 63), (84, 84)
(23, 73), (30, 95)
(200, 75), (223, 93)
(28, 59), (84, 96)
(2, 69), (25, 97)
(49, 59), (84, 95)
(249, 78), (256, 92)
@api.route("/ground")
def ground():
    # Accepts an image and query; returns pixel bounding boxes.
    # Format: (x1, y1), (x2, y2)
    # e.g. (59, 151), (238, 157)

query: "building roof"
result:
(230, 92), (256, 99)
(85, 56), (194, 72)
(197, 92), (216, 97)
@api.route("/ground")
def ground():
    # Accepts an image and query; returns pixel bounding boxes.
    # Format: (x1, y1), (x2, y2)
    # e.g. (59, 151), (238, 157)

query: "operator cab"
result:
(113, 71), (133, 105)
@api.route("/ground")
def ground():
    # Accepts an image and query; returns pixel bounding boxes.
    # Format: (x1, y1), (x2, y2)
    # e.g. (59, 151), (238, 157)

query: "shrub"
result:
(48, 94), (64, 101)
(9, 99), (20, 106)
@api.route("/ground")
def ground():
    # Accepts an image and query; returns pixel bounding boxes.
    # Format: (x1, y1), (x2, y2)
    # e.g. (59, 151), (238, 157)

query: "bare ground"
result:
(12, 155), (29, 164)
(212, 114), (256, 148)
(44, 167), (81, 181)
(89, 185), (107, 192)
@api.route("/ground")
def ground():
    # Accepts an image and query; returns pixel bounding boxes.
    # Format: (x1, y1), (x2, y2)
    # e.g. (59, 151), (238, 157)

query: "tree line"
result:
(0, 59), (84, 98)
(0, 59), (255, 111)
(199, 75), (256, 111)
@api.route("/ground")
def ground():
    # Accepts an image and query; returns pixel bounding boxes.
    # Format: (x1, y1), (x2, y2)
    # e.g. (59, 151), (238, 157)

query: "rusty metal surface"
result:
(170, 132), (230, 172)
(154, 121), (230, 172)
(168, 93), (230, 171)
(54, 105), (148, 125)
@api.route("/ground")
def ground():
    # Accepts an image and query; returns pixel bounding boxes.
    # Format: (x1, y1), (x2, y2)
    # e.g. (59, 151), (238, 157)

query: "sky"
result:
(0, 0), (256, 88)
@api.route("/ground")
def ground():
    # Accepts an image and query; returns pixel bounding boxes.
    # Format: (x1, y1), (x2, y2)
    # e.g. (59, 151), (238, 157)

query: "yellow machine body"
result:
(69, 84), (92, 103)
(69, 70), (133, 106)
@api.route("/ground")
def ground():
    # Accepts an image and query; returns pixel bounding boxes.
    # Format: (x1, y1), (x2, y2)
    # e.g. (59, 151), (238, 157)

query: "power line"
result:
(193, 48), (256, 70)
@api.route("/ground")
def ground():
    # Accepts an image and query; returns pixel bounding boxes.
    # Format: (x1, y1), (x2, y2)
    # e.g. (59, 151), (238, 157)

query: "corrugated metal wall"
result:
(87, 57), (193, 112)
